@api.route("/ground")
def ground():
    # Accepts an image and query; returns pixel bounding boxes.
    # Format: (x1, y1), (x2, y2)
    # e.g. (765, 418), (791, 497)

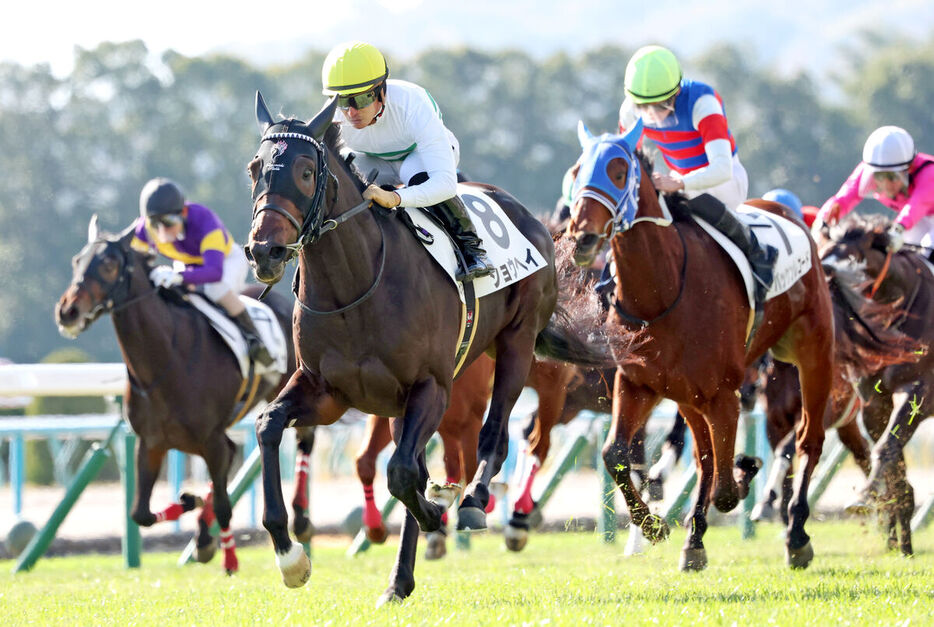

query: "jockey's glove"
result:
(149, 265), (184, 288)
(363, 184), (401, 209)
(886, 223), (905, 253)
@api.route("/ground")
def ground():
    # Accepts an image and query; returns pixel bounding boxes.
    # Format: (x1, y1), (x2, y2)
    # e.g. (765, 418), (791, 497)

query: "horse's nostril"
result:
(269, 246), (287, 262)
(243, 245), (254, 262)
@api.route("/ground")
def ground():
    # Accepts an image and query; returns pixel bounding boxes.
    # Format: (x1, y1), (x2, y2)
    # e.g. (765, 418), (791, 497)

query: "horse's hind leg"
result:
(676, 406), (715, 571)
(458, 331), (537, 532)
(257, 370), (346, 588)
(291, 426), (316, 544)
(201, 434), (238, 574)
(355, 415), (392, 544)
(836, 419), (871, 477)
(752, 430), (794, 524)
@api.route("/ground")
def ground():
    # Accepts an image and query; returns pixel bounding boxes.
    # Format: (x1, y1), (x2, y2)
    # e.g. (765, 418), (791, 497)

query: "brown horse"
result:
(819, 213), (934, 555)
(355, 354), (495, 560)
(54, 216), (314, 573)
(244, 94), (613, 603)
(565, 123), (836, 570)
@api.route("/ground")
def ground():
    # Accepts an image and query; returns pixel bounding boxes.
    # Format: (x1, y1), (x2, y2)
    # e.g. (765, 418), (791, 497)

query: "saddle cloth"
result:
(692, 204), (813, 311)
(403, 183), (548, 303)
(187, 293), (289, 381)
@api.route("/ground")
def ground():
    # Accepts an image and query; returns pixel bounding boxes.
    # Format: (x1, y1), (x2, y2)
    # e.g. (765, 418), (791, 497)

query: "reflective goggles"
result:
(147, 213), (184, 229)
(633, 97), (675, 116)
(872, 170), (902, 182)
(337, 87), (380, 111)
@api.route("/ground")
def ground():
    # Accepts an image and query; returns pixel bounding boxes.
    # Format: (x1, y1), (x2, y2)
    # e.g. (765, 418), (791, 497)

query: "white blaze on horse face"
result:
(88, 214), (100, 243)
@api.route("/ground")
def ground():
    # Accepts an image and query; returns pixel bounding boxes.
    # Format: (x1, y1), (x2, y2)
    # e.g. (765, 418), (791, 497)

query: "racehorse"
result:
(355, 354), (495, 560)
(819, 213), (934, 555)
(565, 121), (837, 570)
(245, 94), (616, 603)
(54, 216), (314, 573)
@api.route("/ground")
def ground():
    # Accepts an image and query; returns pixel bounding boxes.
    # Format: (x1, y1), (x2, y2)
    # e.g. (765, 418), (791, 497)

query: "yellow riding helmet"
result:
(322, 41), (390, 95)
(624, 45), (682, 104)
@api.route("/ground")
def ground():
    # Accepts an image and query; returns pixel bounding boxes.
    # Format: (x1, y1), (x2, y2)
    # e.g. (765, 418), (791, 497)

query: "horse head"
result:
(819, 214), (892, 276)
(564, 119), (644, 266)
(55, 215), (140, 338)
(245, 91), (338, 285)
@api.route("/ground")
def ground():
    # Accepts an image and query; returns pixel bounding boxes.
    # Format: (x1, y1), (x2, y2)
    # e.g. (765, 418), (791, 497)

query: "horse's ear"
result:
(88, 214), (100, 243)
(577, 120), (595, 149)
(255, 91), (275, 134)
(308, 97), (337, 141)
(620, 118), (644, 153)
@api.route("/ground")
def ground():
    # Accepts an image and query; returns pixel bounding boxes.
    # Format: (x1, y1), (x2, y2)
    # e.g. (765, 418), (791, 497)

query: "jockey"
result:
(817, 126), (934, 254)
(618, 45), (777, 313)
(131, 177), (273, 366)
(762, 188), (804, 221)
(321, 40), (493, 281)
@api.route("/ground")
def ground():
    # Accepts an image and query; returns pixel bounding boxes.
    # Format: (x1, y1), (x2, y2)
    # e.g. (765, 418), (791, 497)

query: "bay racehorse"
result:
(54, 216), (315, 573)
(244, 93), (615, 603)
(565, 121), (837, 570)
(819, 213), (934, 555)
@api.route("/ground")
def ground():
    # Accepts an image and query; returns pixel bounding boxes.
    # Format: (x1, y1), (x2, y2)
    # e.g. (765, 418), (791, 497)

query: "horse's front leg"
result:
(257, 369), (346, 588)
(458, 332), (536, 531)
(676, 406), (715, 571)
(129, 439), (167, 527)
(291, 426), (316, 544)
(603, 374), (666, 542)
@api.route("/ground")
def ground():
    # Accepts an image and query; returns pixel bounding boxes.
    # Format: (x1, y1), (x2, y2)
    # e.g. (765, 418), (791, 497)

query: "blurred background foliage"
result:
(1, 34), (932, 363)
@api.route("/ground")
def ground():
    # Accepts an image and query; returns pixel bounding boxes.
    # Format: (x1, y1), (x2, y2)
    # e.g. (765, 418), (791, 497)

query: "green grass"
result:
(2, 521), (933, 625)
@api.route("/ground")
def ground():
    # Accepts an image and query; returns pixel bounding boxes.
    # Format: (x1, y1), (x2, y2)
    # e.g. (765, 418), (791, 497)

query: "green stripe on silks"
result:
(363, 143), (417, 162)
(346, 437), (440, 557)
(14, 419), (126, 574)
(177, 445), (263, 566)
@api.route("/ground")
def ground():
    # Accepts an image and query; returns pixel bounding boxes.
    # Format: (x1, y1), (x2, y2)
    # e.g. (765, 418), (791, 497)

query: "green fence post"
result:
(14, 419), (124, 573)
(596, 414), (616, 543)
(121, 427), (141, 568)
(11, 434), (24, 516)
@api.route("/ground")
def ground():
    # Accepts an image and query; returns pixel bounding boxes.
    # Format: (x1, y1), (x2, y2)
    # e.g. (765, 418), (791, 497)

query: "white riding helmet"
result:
(862, 126), (915, 172)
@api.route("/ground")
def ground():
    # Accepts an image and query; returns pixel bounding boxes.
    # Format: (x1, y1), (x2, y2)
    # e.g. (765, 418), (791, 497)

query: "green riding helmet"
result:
(624, 45), (682, 104)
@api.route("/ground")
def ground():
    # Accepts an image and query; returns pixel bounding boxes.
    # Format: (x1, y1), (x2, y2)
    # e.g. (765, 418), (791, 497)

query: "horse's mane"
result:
(834, 212), (892, 249)
(322, 123), (369, 194)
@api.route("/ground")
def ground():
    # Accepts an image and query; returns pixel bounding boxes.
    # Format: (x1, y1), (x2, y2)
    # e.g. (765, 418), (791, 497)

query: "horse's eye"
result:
(302, 168), (313, 180)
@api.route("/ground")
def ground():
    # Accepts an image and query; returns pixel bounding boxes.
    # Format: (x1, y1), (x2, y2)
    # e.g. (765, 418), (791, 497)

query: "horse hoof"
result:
(456, 506), (487, 532)
(426, 482), (463, 510)
(750, 501), (774, 523)
(679, 547), (708, 571)
(640, 514), (670, 544)
(424, 531), (447, 560)
(786, 541), (814, 569)
(365, 523), (389, 544)
(275, 542), (311, 588)
(195, 541), (217, 564)
(293, 517), (314, 544)
(376, 590), (406, 608)
(504, 524), (529, 552)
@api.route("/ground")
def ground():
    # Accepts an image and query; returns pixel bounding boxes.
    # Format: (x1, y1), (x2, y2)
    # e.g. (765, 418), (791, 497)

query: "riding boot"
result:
(433, 196), (495, 282)
(688, 193), (778, 325)
(232, 311), (274, 367)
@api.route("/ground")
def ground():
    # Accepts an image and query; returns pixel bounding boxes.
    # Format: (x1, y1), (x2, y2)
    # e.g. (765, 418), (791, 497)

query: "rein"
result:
(869, 250), (892, 298)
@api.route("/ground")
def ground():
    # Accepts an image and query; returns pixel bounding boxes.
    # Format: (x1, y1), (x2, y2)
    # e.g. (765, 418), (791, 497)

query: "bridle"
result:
(72, 241), (158, 325)
(251, 126), (384, 315)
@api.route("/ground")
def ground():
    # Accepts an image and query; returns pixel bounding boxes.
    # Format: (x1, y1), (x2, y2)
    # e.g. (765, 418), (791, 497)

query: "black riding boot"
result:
(688, 193), (778, 322)
(233, 311), (274, 367)
(434, 196), (494, 281)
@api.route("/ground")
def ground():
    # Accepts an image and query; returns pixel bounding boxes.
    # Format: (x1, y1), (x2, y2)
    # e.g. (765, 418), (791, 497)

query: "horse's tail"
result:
(827, 266), (924, 377)
(534, 305), (615, 368)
